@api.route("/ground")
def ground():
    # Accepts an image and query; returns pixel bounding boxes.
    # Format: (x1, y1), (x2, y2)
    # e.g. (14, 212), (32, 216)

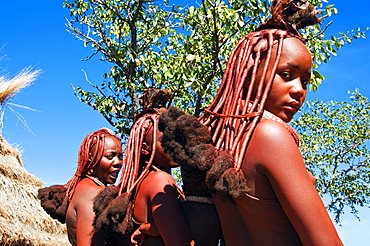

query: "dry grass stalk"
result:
(0, 136), (69, 245)
(0, 68), (40, 106)
(0, 135), (21, 163)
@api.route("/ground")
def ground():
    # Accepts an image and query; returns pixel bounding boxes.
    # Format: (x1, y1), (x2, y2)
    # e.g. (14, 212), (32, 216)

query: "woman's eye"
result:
(105, 154), (114, 160)
(281, 72), (291, 79)
(303, 77), (311, 85)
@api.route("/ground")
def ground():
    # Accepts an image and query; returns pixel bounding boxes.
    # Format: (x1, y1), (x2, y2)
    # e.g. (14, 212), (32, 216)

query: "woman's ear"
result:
(141, 142), (150, 155)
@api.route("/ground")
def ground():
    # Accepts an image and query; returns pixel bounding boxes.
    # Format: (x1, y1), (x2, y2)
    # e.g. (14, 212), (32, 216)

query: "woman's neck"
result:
(85, 174), (106, 187)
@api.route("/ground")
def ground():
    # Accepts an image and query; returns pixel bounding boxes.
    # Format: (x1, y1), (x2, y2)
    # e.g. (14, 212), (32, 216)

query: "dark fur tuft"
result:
(139, 88), (172, 112)
(206, 151), (234, 194)
(93, 186), (119, 218)
(188, 144), (219, 172)
(176, 114), (211, 148)
(37, 185), (68, 223)
(159, 107), (248, 198)
(93, 188), (133, 238)
(258, 0), (320, 38)
(214, 168), (249, 199)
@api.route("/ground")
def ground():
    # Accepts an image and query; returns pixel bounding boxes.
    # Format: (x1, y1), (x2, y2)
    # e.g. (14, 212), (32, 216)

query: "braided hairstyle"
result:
(92, 88), (172, 237)
(199, 0), (320, 171)
(118, 88), (172, 195)
(156, 0), (320, 198)
(37, 128), (120, 223)
(65, 128), (120, 196)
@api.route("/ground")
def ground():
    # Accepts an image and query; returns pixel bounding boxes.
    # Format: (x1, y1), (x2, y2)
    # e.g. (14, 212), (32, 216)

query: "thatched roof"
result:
(0, 135), (69, 245)
(0, 68), (69, 245)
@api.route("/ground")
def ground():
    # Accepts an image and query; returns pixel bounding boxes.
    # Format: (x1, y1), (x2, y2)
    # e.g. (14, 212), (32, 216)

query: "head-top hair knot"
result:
(138, 88), (172, 112)
(258, 0), (321, 38)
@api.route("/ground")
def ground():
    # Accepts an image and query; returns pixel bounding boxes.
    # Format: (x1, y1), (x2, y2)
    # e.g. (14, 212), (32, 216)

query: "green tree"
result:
(63, 0), (367, 136)
(63, 0), (369, 222)
(292, 90), (370, 223)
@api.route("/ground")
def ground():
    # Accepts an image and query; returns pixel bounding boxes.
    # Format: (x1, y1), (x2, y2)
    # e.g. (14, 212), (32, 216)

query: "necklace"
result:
(86, 175), (106, 187)
(262, 110), (300, 146)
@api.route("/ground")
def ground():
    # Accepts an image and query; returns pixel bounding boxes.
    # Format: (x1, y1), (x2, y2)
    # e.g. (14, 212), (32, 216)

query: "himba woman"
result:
(93, 89), (196, 246)
(159, 0), (343, 245)
(38, 128), (125, 246)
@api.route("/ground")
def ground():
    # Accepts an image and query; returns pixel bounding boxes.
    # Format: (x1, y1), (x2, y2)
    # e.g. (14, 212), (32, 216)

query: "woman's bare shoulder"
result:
(73, 179), (104, 202)
(140, 171), (178, 198)
(248, 118), (302, 172)
(146, 170), (176, 183)
(253, 119), (296, 145)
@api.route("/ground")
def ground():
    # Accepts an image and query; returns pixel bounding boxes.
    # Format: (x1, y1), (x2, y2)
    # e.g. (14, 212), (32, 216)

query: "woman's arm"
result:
(143, 171), (194, 246)
(254, 120), (343, 245)
(131, 222), (159, 246)
(74, 184), (105, 246)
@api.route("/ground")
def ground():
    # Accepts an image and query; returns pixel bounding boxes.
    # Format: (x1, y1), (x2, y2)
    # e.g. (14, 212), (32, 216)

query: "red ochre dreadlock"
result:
(118, 111), (159, 195)
(199, 29), (286, 170)
(199, 0), (320, 171)
(92, 89), (172, 237)
(118, 88), (172, 196)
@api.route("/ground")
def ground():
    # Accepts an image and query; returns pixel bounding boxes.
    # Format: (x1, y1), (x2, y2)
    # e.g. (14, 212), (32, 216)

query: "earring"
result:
(141, 142), (150, 155)
(87, 169), (94, 176)
(141, 148), (150, 155)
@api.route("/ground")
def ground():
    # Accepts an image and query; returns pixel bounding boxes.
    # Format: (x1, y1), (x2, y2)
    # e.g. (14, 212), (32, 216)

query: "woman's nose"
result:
(114, 156), (123, 166)
(113, 162), (123, 170)
(290, 78), (305, 97)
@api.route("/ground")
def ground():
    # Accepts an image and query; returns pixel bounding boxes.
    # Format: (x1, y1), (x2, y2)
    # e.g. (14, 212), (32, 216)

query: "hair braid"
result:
(154, 0), (320, 198)
(199, 0), (320, 170)
(199, 29), (287, 170)
(118, 112), (159, 196)
(118, 88), (171, 196)
(91, 89), (171, 237)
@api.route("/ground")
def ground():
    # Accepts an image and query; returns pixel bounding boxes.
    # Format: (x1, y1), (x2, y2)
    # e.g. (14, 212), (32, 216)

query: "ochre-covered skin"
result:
(158, 106), (224, 245)
(93, 90), (193, 246)
(100, 89), (222, 246)
(38, 128), (126, 246)
(66, 133), (124, 246)
(194, 1), (343, 244)
(199, 25), (343, 246)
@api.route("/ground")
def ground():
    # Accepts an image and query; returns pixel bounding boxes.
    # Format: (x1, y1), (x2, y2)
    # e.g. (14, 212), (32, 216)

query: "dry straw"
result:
(0, 136), (69, 245)
(0, 69), (69, 245)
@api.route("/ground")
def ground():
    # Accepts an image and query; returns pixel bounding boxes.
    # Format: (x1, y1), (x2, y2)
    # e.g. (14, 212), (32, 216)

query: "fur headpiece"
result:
(257, 0), (321, 38)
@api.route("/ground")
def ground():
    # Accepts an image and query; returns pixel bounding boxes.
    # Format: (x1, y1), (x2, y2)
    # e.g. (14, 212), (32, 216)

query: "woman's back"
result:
(133, 170), (192, 246)
(231, 119), (338, 245)
(66, 178), (105, 246)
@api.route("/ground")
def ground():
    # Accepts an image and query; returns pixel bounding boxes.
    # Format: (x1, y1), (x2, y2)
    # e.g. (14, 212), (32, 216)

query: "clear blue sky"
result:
(0, 1), (369, 245)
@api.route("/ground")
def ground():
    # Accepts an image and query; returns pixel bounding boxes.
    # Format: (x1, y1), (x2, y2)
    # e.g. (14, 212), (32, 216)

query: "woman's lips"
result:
(285, 102), (300, 114)
(284, 105), (298, 114)
(110, 171), (119, 178)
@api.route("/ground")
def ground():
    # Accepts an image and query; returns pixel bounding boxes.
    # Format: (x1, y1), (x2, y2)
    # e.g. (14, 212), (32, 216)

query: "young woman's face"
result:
(264, 37), (312, 122)
(93, 136), (123, 185)
(154, 129), (180, 169)
(143, 127), (180, 169)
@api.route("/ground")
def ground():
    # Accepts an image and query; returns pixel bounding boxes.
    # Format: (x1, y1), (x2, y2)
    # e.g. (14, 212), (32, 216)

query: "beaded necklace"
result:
(86, 174), (106, 187)
(262, 110), (300, 146)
